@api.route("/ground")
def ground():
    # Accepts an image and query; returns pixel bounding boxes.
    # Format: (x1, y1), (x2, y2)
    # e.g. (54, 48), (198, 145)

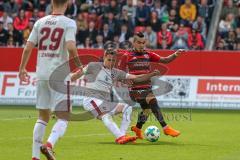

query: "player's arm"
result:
(66, 41), (83, 69)
(66, 21), (83, 70)
(71, 65), (88, 82)
(19, 42), (35, 82)
(158, 49), (186, 64)
(126, 70), (160, 83)
(19, 21), (38, 82)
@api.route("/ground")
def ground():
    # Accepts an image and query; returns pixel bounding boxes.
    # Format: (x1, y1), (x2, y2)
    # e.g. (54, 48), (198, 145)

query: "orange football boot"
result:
(163, 125), (180, 137)
(115, 135), (138, 144)
(131, 126), (144, 139)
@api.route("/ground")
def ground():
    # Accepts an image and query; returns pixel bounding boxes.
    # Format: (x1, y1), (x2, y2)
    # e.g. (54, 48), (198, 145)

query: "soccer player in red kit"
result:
(118, 32), (186, 139)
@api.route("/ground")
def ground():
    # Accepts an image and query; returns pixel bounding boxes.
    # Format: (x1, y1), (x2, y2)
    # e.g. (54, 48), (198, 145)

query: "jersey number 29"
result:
(39, 27), (64, 51)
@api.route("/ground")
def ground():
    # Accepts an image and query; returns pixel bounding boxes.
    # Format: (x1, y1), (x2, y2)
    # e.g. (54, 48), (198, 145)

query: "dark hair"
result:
(104, 48), (117, 55)
(133, 32), (145, 42)
(135, 32), (144, 38)
(53, 0), (68, 6)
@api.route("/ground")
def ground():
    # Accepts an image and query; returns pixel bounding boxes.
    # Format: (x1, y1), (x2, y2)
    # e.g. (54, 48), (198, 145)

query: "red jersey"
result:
(118, 50), (161, 90)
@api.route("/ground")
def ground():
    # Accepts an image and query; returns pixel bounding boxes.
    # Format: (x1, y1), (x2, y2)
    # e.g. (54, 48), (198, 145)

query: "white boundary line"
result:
(0, 117), (37, 121)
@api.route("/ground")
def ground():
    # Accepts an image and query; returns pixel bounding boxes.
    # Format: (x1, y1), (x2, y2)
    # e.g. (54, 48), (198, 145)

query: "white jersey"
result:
(81, 62), (128, 101)
(27, 14), (77, 80)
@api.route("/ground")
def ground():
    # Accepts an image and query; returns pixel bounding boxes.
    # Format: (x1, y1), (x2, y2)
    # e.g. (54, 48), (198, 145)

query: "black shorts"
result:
(129, 89), (153, 109)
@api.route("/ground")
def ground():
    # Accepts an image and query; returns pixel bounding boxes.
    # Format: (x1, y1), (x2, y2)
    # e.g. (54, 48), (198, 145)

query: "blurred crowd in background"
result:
(0, 0), (239, 50)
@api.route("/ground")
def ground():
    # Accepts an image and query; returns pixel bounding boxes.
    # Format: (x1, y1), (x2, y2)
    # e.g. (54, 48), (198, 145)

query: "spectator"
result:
(99, 23), (114, 42)
(171, 24), (189, 49)
(3, 0), (18, 17)
(45, 3), (52, 15)
(188, 29), (204, 50)
(113, 35), (120, 48)
(38, 0), (47, 12)
(89, 0), (104, 16)
(7, 22), (23, 47)
(215, 39), (227, 50)
(218, 13), (237, 37)
(167, 0), (180, 18)
(118, 24), (132, 42)
(235, 41), (240, 50)
(118, 7), (134, 33)
(198, 0), (214, 27)
(0, 21), (8, 46)
(122, 0), (136, 19)
(104, 0), (120, 17)
(78, 37), (92, 49)
(151, 0), (168, 21)
(0, 11), (13, 30)
(86, 21), (98, 43)
(144, 25), (157, 49)
(93, 34), (104, 48)
(167, 9), (180, 32)
(192, 16), (207, 41)
(103, 11), (119, 33)
(32, 8), (39, 22)
(147, 10), (161, 32)
(135, 0), (150, 26)
(13, 9), (29, 31)
(225, 30), (237, 50)
(180, 0), (197, 26)
(7, 36), (15, 47)
(221, 0), (238, 19)
(88, 10), (102, 30)
(65, 0), (77, 18)
(23, 19), (34, 43)
(157, 23), (173, 48)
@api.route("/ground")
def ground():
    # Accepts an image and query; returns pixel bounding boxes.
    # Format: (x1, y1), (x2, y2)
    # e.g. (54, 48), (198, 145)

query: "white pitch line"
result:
(0, 117), (37, 121)
(0, 133), (112, 142)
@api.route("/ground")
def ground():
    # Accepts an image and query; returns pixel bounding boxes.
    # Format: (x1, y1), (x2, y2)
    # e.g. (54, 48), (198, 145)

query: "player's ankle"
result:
(46, 142), (53, 149)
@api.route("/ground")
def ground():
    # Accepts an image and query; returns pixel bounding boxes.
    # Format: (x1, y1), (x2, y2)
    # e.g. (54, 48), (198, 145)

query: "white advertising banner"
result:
(1, 72), (240, 109)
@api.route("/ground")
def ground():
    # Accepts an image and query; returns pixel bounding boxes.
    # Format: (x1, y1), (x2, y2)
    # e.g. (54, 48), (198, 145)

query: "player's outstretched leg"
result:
(101, 113), (137, 144)
(148, 98), (180, 137)
(120, 105), (132, 134)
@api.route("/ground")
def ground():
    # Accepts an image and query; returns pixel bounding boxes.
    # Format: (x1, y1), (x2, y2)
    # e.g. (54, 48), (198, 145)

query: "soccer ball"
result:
(144, 126), (160, 142)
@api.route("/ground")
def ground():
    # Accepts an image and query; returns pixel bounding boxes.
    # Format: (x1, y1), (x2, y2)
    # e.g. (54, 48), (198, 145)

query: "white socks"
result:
(101, 114), (124, 138)
(47, 119), (68, 148)
(120, 106), (132, 134)
(32, 119), (47, 159)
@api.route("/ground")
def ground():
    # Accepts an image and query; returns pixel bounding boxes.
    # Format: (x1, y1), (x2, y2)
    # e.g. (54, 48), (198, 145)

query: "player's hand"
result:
(175, 49), (186, 56)
(71, 73), (79, 82)
(19, 68), (29, 82)
(152, 70), (160, 76)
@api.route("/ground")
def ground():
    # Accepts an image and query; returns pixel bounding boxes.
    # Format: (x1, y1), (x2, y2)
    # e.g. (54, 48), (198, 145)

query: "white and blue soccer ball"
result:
(144, 126), (160, 142)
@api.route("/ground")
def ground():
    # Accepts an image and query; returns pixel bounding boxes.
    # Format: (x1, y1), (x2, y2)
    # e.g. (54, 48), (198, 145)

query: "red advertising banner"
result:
(197, 79), (240, 95)
(1, 48), (240, 76)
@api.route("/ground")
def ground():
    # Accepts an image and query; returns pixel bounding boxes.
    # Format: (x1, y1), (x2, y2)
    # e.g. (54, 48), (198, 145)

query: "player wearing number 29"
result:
(19, 0), (82, 160)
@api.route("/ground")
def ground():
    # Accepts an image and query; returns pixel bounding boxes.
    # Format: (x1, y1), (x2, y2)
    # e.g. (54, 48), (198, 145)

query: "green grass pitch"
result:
(0, 106), (240, 160)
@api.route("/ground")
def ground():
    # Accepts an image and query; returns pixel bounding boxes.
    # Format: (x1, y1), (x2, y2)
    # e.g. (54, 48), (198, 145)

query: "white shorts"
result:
(36, 80), (71, 111)
(82, 97), (127, 117)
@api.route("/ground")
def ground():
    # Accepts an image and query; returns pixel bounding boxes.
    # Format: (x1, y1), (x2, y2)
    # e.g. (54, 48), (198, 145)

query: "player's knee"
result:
(101, 114), (113, 124)
(55, 111), (70, 121)
(143, 109), (151, 116)
(123, 104), (132, 113)
(146, 94), (156, 104)
(39, 110), (51, 122)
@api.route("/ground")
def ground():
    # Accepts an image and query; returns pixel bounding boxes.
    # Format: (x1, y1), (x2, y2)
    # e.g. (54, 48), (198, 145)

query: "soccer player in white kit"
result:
(18, 0), (82, 160)
(71, 48), (160, 144)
